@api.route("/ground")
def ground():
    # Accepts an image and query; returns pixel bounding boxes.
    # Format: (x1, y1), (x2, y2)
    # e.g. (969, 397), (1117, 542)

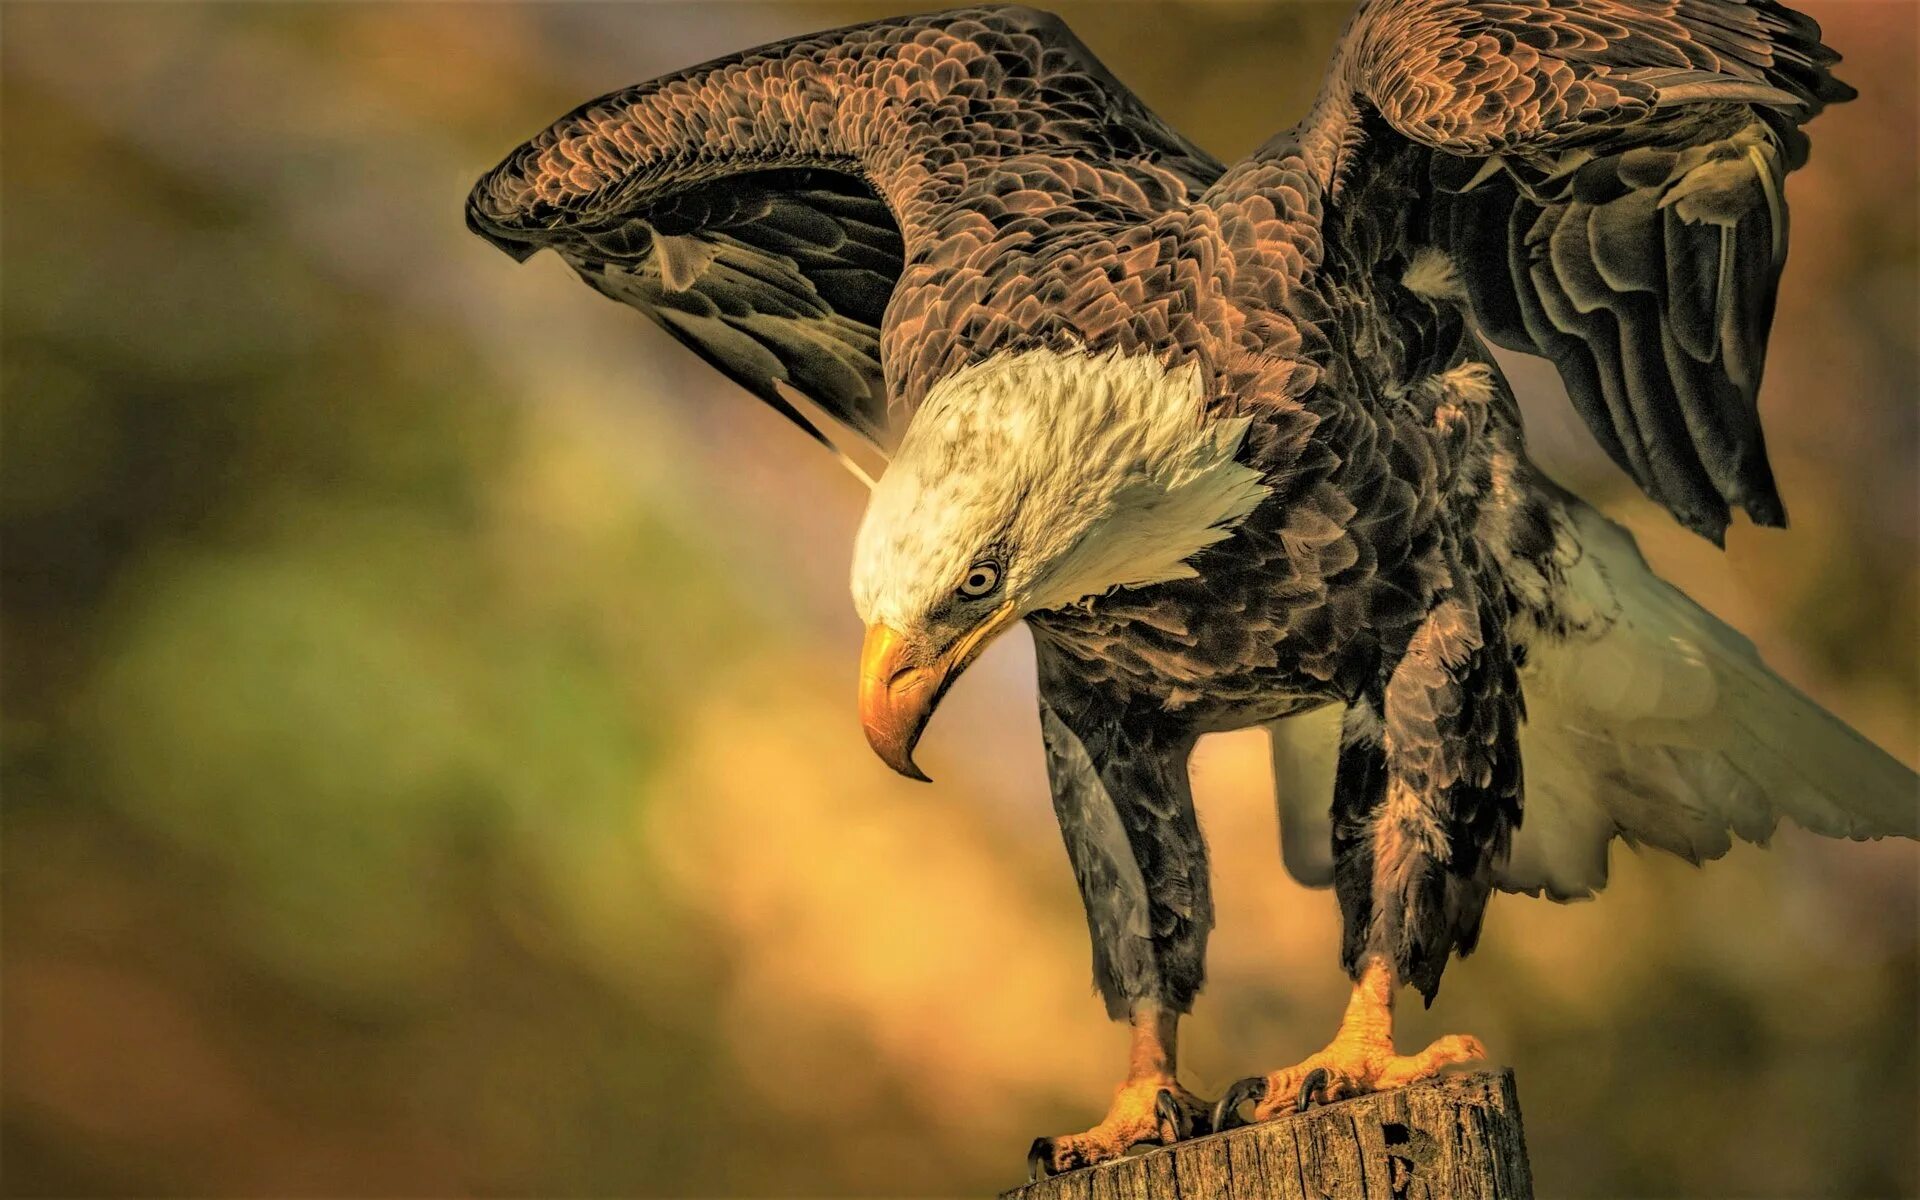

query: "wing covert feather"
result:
(1289, 0), (1853, 540)
(468, 5), (1219, 458)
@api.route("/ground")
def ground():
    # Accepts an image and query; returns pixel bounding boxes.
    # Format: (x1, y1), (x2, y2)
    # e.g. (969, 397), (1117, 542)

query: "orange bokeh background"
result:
(3, 3), (1914, 1196)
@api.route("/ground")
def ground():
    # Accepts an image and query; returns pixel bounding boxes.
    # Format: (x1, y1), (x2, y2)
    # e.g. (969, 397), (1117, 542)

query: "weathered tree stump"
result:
(1002, 1069), (1531, 1200)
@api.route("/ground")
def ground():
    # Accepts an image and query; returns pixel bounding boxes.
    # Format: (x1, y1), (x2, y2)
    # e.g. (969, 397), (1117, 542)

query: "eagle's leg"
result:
(1029, 683), (1213, 1178)
(1220, 593), (1518, 1128)
(1026, 1001), (1211, 1179)
(1216, 955), (1487, 1127)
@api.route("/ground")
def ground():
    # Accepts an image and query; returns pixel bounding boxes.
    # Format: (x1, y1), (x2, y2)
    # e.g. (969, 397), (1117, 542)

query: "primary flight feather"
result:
(469, 0), (1914, 1176)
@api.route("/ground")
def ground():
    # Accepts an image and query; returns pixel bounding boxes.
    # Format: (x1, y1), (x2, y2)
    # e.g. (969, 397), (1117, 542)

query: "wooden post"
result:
(1002, 1069), (1532, 1200)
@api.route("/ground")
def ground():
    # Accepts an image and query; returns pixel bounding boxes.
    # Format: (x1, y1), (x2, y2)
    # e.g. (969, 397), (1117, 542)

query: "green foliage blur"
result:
(3, 3), (1914, 1197)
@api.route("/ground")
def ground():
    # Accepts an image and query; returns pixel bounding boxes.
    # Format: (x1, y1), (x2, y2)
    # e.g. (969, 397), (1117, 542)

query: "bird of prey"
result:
(469, 0), (1916, 1177)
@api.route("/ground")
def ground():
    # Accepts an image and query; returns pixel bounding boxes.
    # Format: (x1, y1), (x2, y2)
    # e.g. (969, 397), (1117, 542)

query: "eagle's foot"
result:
(1027, 1076), (1210, 1180)
(1214, 1030), (1486, 1130)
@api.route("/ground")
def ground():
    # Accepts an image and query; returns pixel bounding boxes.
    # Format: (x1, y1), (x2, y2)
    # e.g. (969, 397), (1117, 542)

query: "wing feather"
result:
(1286, 0), (1852, 540)
(469, 6), (1219, 462)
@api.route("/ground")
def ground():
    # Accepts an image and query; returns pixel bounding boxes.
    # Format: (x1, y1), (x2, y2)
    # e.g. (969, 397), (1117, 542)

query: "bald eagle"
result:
(469, 0), (1916, 1178)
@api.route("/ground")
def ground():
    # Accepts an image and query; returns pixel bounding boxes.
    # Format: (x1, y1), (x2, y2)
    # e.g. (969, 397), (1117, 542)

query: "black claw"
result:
(1295, 1067), (1332, 1113)
(1027, 1136), (1053, 1183)
(1211, 1075), (1268, 1134)
(1154, 1087), (1188, 1144)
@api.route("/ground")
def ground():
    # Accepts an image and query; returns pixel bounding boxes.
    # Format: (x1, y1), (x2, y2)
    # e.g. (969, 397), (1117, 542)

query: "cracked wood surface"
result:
(1002, 1069), (1531, 1200)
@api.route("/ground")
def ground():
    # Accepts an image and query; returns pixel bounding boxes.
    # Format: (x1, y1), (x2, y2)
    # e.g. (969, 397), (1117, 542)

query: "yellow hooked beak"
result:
(858, 602), (1018, 782)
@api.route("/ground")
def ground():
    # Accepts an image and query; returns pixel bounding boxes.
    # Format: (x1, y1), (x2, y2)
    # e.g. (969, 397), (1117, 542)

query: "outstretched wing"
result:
(1289, 0), (1853, 541)
(467, 5), (1219, 460)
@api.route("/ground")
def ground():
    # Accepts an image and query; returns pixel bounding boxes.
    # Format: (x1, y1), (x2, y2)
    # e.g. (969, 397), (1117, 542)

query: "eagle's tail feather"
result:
(1497, 499), (1916, 899)
(1266, 499), (1917, 901)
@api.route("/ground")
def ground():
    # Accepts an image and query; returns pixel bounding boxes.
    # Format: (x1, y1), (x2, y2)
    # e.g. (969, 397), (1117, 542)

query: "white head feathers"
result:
(850, 347), (1271, 630)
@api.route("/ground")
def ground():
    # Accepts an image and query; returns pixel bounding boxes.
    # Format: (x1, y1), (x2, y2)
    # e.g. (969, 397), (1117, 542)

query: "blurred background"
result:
(2, 2), (1914, 1196)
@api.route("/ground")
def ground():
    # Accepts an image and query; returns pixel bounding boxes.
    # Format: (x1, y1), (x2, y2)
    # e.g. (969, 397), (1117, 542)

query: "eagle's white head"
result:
(848, 347), (1270, 779)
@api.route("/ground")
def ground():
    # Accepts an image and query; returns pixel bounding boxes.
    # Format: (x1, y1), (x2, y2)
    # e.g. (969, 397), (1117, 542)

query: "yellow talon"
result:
(1027, 1002), (1211, 1179)
(1219, 956), (1488, 1129)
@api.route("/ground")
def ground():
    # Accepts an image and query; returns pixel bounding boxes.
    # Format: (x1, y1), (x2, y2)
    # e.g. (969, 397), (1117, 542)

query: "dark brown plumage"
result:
(470, 0), (1912, 1177)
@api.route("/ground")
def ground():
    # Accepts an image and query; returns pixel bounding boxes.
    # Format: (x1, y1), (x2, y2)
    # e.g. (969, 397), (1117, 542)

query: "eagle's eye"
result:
(957, 560), (1002, 600)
